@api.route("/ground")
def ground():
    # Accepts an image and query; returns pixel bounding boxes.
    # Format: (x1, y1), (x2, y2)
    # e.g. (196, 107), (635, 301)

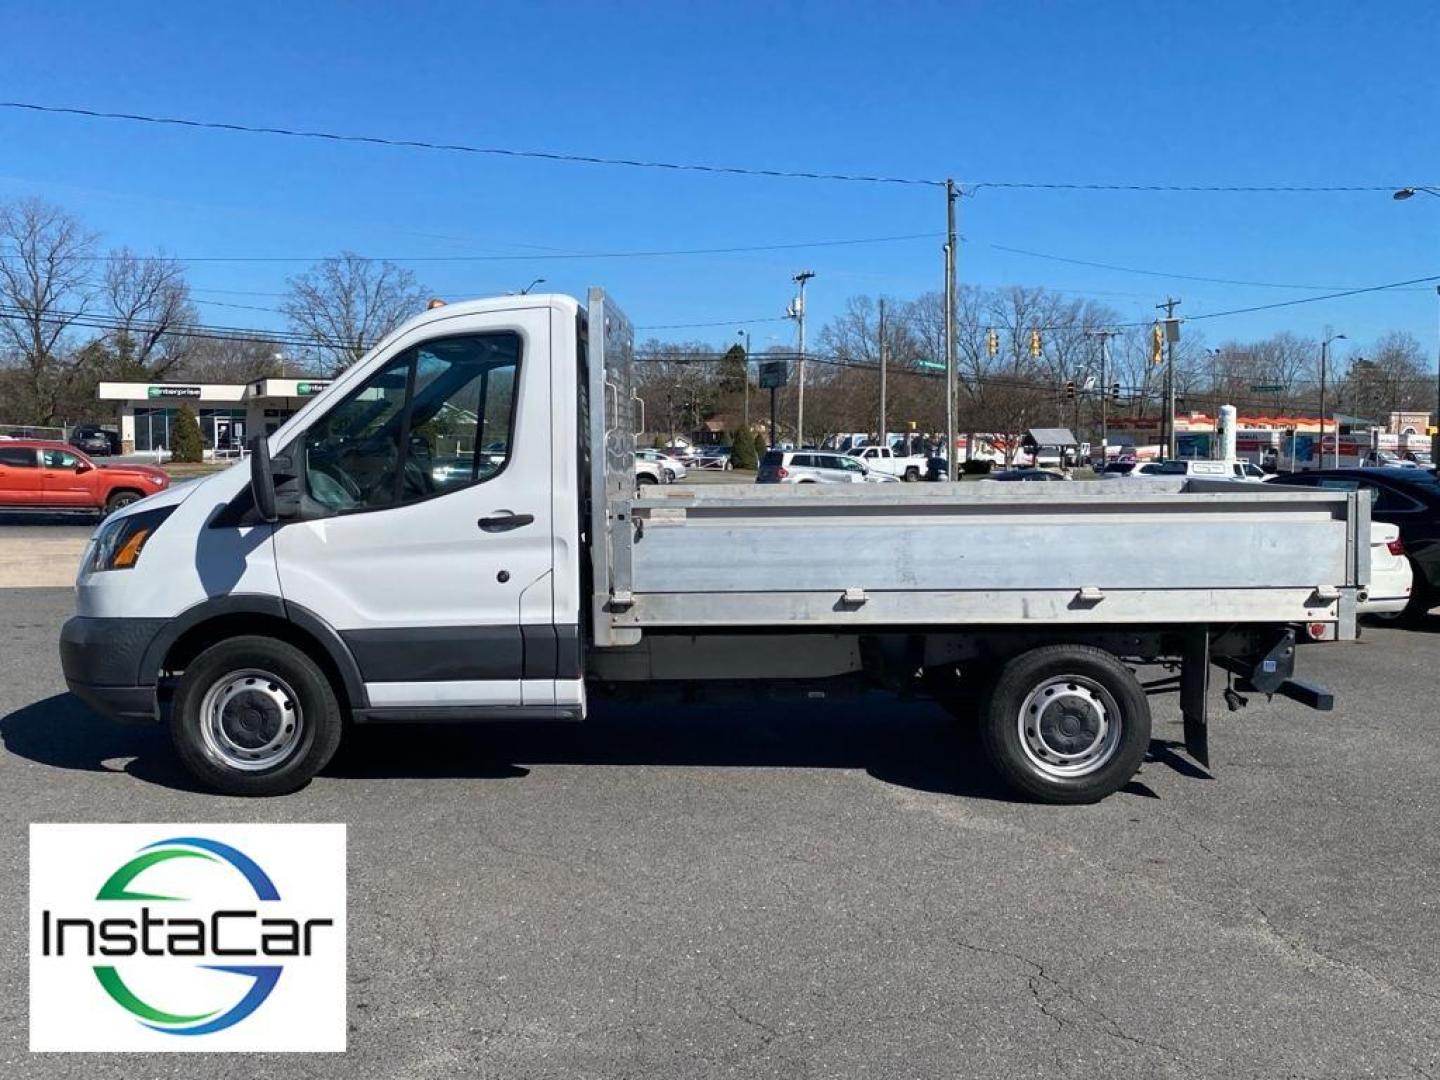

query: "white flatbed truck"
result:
(60, 290), (1365, 802)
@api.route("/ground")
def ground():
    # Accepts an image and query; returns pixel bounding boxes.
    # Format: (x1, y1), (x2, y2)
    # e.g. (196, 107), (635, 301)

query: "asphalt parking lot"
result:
(2, 584), (1439, 1078)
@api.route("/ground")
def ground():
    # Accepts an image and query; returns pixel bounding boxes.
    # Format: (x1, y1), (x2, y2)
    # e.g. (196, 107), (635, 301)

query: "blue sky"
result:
(2, 0), (1438, 362)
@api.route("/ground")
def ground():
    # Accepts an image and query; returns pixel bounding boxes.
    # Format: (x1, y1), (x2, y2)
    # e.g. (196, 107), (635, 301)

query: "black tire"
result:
(904, 466), (920, 482)
(1399, 572), (1436, 625)
(980, 645), (1151, 804)
(170, 635), (344, 796)
(636, 473), (657, 486)
(103, 489), (143, 516)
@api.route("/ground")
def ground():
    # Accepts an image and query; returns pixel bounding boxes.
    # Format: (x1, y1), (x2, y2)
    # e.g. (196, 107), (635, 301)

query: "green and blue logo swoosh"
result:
(93, 837), (282, 1035)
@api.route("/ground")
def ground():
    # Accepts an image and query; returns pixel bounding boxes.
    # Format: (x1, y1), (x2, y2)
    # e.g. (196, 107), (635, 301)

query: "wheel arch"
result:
(141, 595), (367, 709)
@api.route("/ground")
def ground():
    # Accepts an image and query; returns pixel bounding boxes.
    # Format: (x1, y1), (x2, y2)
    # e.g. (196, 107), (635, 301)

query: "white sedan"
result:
(1360, 522), (1413, 620)
(637, 448), (688, 481)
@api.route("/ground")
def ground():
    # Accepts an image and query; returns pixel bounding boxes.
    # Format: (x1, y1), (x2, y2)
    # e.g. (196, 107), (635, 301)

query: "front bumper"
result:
(59, 615), (168, 723)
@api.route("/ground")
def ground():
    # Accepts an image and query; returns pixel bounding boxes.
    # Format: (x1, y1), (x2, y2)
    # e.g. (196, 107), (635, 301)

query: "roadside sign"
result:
(758, 360), (789, 389)
(1249, 383), (1283, 393)
(916, 359), (945, 371)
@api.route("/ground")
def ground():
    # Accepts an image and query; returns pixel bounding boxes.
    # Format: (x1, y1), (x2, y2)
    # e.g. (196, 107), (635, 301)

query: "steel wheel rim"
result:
(1016, 675), (1123, 779)
(198, 668), (304, 772)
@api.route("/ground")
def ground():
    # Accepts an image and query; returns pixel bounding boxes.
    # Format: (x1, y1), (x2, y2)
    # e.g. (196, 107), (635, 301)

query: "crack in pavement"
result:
(946, 936), (1187, 1065)
(1162, 810), (1440, 1015)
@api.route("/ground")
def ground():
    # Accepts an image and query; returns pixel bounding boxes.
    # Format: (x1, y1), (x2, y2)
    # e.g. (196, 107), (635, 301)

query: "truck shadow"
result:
(0, 692), (1197, 802)
(0, 693), (207, 792)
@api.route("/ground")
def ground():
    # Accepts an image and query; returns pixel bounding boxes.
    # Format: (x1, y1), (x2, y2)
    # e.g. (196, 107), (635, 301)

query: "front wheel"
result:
(103, 490), (143, 516)
(980, 645), (1151, 803)
(170, 635), (344, 796)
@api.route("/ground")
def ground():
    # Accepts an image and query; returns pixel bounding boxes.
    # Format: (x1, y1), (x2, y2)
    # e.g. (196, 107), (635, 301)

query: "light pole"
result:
(736, 330), (751, 432)
(519, 277), (546, 295)
(1394, 187), (1440, 465)
(1320, 331), (1346, 468)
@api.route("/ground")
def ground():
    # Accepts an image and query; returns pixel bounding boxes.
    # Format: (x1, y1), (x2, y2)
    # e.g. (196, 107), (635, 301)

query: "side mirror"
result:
(74, 461), (93, 474)
(249, 434), (278, 523)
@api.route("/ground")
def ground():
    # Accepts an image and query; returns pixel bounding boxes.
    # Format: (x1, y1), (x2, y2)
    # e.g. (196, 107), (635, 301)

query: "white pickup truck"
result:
(60, 290), (1364, 803)
(848, 443), (929, 481)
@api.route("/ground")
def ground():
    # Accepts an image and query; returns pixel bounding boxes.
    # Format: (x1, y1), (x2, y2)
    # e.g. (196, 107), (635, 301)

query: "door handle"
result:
(478, 511), (535, 532)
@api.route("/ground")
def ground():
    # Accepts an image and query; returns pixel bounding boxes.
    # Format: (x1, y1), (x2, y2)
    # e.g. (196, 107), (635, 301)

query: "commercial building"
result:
(97, 377), (333, 454)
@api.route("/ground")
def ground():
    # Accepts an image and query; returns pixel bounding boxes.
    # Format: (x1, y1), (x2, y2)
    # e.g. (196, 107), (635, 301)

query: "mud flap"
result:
(1180, 627), (1211, 770)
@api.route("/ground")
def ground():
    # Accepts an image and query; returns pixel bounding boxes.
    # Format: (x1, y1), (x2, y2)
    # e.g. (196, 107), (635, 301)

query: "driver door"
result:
(272, 307), (554, 710)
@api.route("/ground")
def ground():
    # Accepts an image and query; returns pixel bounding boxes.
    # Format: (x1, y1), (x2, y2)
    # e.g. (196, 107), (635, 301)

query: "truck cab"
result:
(62, 295), (584, 792)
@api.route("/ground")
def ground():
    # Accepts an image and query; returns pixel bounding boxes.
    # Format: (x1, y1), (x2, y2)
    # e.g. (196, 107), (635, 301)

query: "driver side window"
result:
(303, 332), (522, 513)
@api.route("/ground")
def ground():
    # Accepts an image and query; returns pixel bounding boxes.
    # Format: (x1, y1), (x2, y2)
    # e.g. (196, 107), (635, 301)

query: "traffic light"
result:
(1064, 380), (1076, 400)
(1151, 322), (1164, 365)
(1110, 382), (1121, 401)
(986, 328), (1000, 357)
(1029, 329), (1042, 357)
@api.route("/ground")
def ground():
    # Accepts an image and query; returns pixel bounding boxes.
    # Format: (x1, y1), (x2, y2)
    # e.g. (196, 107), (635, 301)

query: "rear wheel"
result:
(1399, 573), (1436, 624)
(636, 473), (658, 486)
(980, 645), (1150, 803)
(904, 466), (920, 482)
(170, 635), (343, 796)
(103, 489), (143, 516)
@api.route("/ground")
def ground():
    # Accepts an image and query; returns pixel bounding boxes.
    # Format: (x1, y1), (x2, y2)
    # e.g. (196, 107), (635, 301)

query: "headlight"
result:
(88, 507), (176, 573)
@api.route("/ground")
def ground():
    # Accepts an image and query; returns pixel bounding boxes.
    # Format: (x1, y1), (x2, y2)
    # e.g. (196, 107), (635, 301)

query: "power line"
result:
(970, 180), (1410, 194)
(1, 101), (1423, 194)
(0, 231), (942, 264)
(635, 316), (789, 331)
(0, 101), (942, 188)
(1185, 274), (1440, 321)
(989, 243), (1438, 292)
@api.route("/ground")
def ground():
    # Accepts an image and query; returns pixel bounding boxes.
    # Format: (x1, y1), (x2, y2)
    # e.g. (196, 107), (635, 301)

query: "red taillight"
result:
(776, 467), (789, 479)
(1387, 538), (1405, 556)
(1307, 622), (1330, 641)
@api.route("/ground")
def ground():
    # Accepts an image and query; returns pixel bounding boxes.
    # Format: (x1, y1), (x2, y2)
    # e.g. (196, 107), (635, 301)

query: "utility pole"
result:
(1084, 328), (1119, 464)
(1157, 297), (1181, 457)
(944, 178), (958, 481)
(1320, 330), (1347, 468)
(789, 271), (815, 447)
(877, 298), (887, 447)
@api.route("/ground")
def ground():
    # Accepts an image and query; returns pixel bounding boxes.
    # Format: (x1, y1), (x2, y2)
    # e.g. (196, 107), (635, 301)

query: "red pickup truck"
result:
(0, 440), (170, 515)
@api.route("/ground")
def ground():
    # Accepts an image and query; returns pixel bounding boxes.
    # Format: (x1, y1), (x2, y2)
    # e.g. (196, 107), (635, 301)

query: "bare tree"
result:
(103, 248), (197, 376)
(0, 198), (97, 421)
(169, 335), (284, 383)
(283, 253), (426, 373)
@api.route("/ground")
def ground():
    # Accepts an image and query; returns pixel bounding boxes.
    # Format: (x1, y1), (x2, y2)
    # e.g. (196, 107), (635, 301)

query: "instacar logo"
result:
(30, 824), (346, 1053)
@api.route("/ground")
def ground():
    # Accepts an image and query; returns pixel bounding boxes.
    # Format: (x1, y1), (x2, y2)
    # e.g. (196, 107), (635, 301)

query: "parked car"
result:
(635, 459), (669, 486)
(1268, 467), (1440, 621)
(1362, 450), (1419, 469)
(1359, 522), (1413, 621)
(981, 468), (1071, 483)
(68, 425), (118, 456)
(637, 447), (687, 481)
(757, 449), (897, 484)
(0, 440), (169, 515)
(691, 445), (733, 470)
(1102, 459), (1264, 481)
(1401, 449), (1433, 468)
(848, 443), (928, 482)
